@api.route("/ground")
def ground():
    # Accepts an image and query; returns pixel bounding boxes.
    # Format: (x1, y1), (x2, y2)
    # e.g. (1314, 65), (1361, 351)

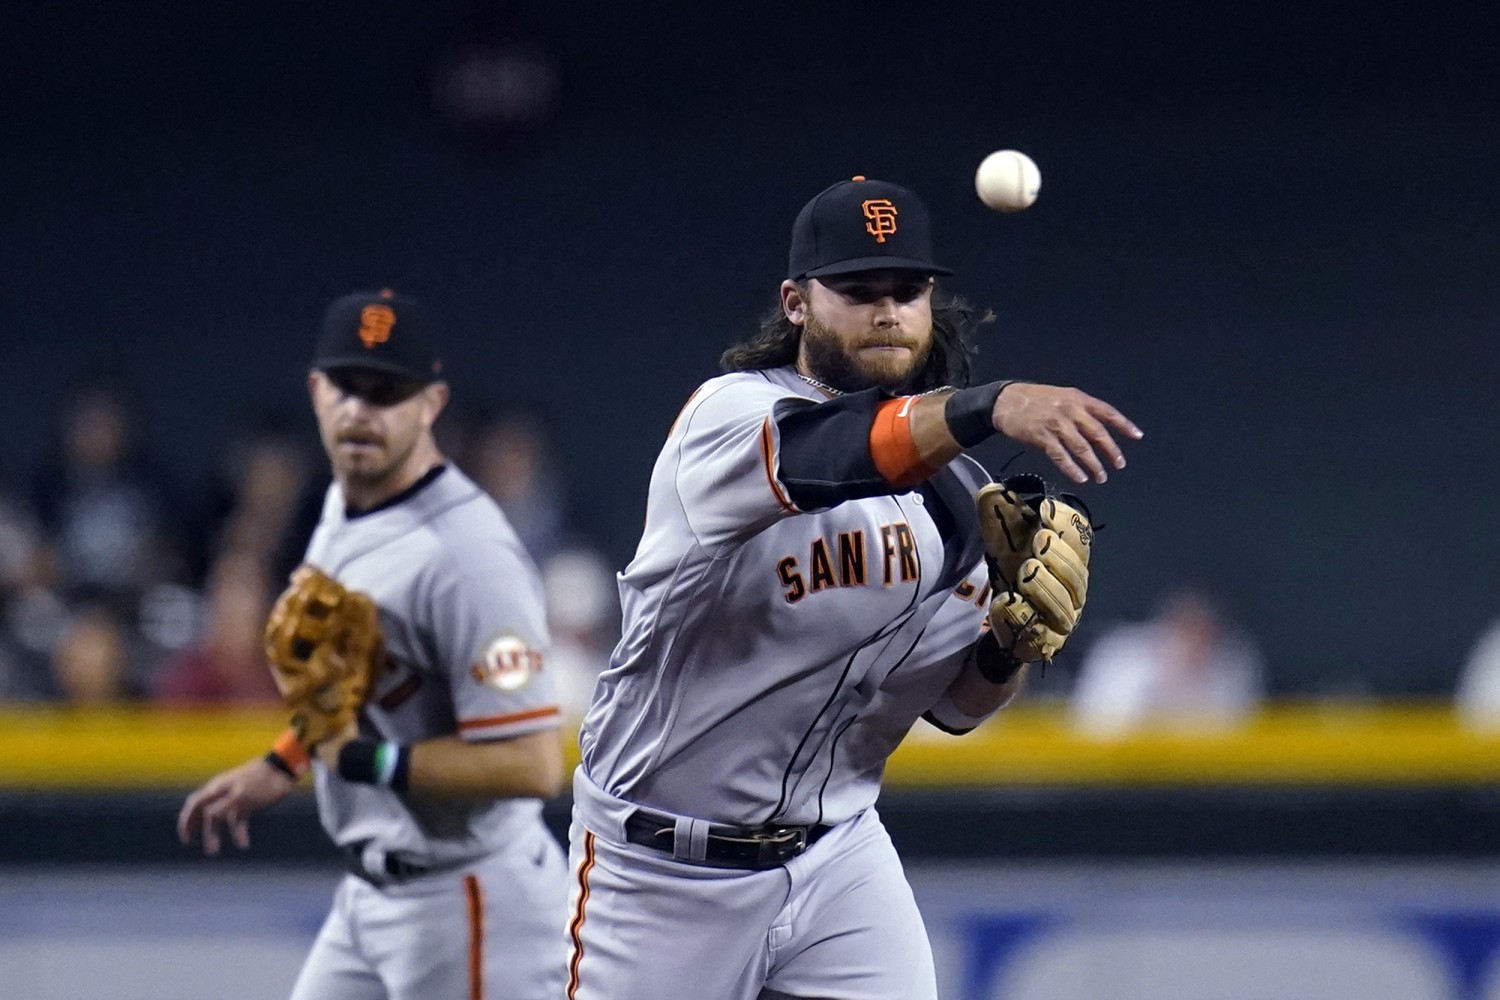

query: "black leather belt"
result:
(623, 809), (832, 870)
(343, 841), (454, 885)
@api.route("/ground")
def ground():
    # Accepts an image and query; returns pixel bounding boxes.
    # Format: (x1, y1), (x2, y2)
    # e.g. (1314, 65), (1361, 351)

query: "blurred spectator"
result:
(463, 409), (570, 565)
(541, 547), (618, 722)
(194, 415), (320, 587)
(1454, 616), (1500, 727)
(152, 549), (279, 706)
(0, 468), (48, 698)
(433, 396), (482, 479)
(29, 371), (191, 601)
(1069, 588), (1265, 735)
(50, 602), (138, 704)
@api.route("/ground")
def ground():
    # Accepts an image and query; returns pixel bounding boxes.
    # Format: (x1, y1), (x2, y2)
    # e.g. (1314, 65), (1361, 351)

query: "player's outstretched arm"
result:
(177, 756), (297, 856)
(776, 380), (1140, 509)
(990, 382), (1143, 485)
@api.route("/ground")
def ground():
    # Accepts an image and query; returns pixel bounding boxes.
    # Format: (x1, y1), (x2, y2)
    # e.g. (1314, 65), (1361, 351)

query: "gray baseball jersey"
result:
(579, 366), (990, 828)
(296, 465), (568, 1000)
(567, 366), (994, 1000)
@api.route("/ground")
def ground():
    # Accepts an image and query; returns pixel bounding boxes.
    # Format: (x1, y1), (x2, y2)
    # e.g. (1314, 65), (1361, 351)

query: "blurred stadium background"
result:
(2, 2), (1498, 998)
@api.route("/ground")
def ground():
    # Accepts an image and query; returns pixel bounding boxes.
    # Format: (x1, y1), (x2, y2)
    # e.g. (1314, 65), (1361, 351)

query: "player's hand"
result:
(177, 757), (297, 856)
(991, 383), (1143, 485)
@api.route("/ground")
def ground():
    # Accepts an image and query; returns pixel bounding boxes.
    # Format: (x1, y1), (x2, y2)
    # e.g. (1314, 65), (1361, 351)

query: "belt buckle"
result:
(752, 825), (807, 866)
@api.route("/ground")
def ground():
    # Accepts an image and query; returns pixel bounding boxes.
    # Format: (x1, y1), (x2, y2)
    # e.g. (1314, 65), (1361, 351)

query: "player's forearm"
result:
(777, 381), (1009, 507)
(333, 728), (564, 800)
(921, 634), (1028, 735)
(945, 651), (1028, 717)
(408, 730), (565, 799)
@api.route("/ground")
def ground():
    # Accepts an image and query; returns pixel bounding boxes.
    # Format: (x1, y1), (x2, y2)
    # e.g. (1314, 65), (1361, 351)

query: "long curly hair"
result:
(719, 284), (988, 391)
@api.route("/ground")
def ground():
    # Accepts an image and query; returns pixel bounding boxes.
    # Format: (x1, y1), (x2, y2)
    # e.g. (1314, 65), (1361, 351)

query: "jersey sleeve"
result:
(668, 377), (925, 550)
(425, 536), (561, 742)
(666, 378), (810, 549)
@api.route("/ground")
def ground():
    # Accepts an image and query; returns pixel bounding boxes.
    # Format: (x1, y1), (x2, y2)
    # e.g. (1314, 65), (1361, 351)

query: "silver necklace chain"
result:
(796, 372), (844, 396)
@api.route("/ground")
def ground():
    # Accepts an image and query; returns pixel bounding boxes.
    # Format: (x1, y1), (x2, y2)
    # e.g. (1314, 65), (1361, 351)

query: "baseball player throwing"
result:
(178, 290), (569, 1000)
(565, 177), (1142, 999)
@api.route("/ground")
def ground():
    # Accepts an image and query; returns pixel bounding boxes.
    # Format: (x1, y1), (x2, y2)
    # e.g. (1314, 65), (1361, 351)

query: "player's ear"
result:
(781, 279), (808, 327)
(421, 381), (450, 426)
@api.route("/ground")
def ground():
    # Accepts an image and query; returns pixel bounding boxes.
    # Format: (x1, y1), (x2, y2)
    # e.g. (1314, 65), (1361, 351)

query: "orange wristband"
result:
(271, 729), (312, 777)
(870, 396), (938, 488)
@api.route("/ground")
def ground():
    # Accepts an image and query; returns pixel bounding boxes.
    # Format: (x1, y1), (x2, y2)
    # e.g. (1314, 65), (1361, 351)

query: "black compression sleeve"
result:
(775, 390), (890, 509)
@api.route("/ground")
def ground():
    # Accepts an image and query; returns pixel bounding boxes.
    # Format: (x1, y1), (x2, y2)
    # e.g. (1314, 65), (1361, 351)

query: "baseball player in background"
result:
(564, 176), (1143, 999)
(177, 290), (569, 1000)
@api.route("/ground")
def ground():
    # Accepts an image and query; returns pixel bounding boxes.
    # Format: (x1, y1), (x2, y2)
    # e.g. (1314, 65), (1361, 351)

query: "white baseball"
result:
(975, 149), (1041, 212)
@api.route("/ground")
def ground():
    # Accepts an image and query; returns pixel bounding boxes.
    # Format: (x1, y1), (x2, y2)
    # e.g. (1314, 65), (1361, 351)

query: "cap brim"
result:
(313, 356), (440, 383)
(797, 256), (954, 280)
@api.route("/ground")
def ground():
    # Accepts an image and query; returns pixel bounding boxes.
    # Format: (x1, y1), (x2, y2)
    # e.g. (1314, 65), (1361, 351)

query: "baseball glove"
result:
(264, 564), (383, 747)
(976, 473), (1094, 662)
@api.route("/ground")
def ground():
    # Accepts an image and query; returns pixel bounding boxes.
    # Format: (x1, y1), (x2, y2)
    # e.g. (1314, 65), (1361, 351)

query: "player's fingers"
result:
(1040, 437), (1090, 485)
(1052, 423), (1109, 485)
(201, 819), (221, 856)
(1070, 411), (1130, 472)
(200, 799), (234, 856)
(177, 785), (221, 845)
(1082, 396), (1143, 441)
(176, 795), (201, 845)
(230, 815), (251, 851)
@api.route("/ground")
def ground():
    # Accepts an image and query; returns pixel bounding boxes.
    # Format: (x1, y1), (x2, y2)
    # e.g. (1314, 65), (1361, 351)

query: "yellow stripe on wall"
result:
(3, 703), (1500, 790)
(888, 703), (1500, 786)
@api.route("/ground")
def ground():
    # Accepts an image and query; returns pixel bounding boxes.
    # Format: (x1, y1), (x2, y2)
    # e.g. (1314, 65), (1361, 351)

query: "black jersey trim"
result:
(345, 464), (448, 520)
(765, 493), (924, 827)
(814, 623), (928, 822)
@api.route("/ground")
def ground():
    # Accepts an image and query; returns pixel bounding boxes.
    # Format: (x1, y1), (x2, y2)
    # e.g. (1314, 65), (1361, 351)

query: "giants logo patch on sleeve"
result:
(471, 634), (544, 691)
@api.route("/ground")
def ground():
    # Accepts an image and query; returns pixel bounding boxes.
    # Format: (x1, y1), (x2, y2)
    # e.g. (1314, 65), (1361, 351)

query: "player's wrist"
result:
(945, 380), (1024, 448)
(973, 632), (1026, 686)
(337, 738), (412, 792)
(267, 729), (312, 779)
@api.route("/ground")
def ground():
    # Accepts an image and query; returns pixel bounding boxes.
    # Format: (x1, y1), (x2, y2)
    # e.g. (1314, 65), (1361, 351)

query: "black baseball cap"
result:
(787, 175), (953, 281)
(312, 289), (444, 383)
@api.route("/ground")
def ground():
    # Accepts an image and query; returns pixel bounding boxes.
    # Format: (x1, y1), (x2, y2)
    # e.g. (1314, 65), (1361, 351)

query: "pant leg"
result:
(563, 813), (792, 1000)
(763, 810), (939, 1000)
(371, 825), (570, 1000)
(288, 878), (386, 1000)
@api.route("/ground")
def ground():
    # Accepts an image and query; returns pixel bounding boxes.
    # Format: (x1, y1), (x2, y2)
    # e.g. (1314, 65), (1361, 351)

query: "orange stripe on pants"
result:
(464, 874), (484, 1000)
(566, 832), (597, 999)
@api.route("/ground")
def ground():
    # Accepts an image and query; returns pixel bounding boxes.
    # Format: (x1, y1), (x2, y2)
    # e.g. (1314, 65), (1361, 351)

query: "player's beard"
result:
(330, 427), (416, 489)
(800, 311), (932, 395)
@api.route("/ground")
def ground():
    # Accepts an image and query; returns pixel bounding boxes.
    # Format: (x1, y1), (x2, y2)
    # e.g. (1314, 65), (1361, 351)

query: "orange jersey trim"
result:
(760, 417), (797, 514)
(566, 831), (597, 999)
(666, 385), (707, 440)
(870, 396), (938, 488)
(457, 705), (561, 732)
(465, 874), (484, 1000)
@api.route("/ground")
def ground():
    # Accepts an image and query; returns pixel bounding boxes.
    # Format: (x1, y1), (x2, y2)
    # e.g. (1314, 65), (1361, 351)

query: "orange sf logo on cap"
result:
(358, 304), (396, 348)
(862, 199), (898, 243)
